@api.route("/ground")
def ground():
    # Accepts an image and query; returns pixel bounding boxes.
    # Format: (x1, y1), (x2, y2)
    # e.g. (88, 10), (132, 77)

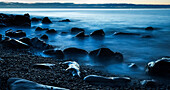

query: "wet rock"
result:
(42, 17), (52, 24)
(3, 38), (29, 48)
(90, 29), (105, 36)
(13, 15), (31, 27)
(24, 13), (30, 18)
(140, 80), (157, 87)
(7, 78), (68, 90)
(35, 27), (49, 31)
(63, 47), (88, 55)
(89, 48), (123, 63)
(40, 34), (48, 39)
(43, 49), (64, 59)
(5, 29), (26, 37)
(63, 61), (81, 77)
(59, 19), (71, 22)
(75, 31), (89, 37)
(19, 37), (32, 46)
(33, 63), (55, 69)
(113, 32), (140, 35)
(71, 28), (85, 33)
(0, 34), (2, 41)
(84, 75), (131, 86)
(146, 57), (170, 76)
(46, 29), (57, 33)
(31, 17), (42, 22)
(128, 63), (138, 69)
(141, 35), (152, 38)
(145, 27), (154, 30)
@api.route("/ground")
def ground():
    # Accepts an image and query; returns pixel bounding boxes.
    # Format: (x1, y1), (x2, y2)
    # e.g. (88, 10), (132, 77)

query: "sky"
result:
(0, 0), (170, 5)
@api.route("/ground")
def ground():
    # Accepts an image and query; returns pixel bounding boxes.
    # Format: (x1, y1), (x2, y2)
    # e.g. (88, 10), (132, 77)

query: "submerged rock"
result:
(46, 29), (57, 33)
(75, 31), (89, 37)
(89, 48), (123, 63)
(145, 27), (154, 30)
(90, 29), (105, 36)
(146, 57), (170, 76)
(71, 28), (85, 33)
(140, 80), (158, 87)
(141, 35), (152, 38)
(63, 47), (88, 55)
(31, 17), (42, 22)
(59, 19), (71, 22)
(128, 63), (138, 69)
(7, 78), (68, 90)
(5, 29), (26, 37)
(40, 34), (48, 39)
(43, 49), (64, 59)
(63, 61), (80, 77)
(113, 32), (140, 35)
(33, 63), (55, 69)
(31, 37), (53, 49)
(84, 75), (131, 86)
(35, 27), (49, 31)
(42, 17), (52, 24)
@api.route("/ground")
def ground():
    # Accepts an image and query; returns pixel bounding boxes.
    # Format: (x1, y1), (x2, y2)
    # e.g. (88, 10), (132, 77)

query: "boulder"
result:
(31, 17), (42, 22)
(13, 15), (31, 27)
(75, 31), (89, 37)
(35, 27), (49, 31)
(84, 75), (131, 86)
(146, 57), (170, 76)
(46, 29), (57, 33)
(3, 38), (29, 48)
(19, 37), (32, 46)
(63, 61), (80, 77)
(5, 29), (26, 37)
(128, 63), (138, 69)
(145, 27), (154, 30)
(63, 47), (88, 55)
(90, 29), (105, 36)
(7, 78), (68, 90)
(140, 80), (157, 87)
(71, 28), (85, 33)
(40, 34), (48, 39)
(42, 17), (52, 24)
(113, 32), (140, 35)
(89, 48), (123, 63)
(59, 19), (71, 22)
(33, 63), (55, 69)
(43, 49), (64, 59)
(31, 37), (46, 48)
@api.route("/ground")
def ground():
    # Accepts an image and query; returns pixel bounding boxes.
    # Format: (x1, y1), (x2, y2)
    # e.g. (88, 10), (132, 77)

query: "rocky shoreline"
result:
(0, 13), (170, 89)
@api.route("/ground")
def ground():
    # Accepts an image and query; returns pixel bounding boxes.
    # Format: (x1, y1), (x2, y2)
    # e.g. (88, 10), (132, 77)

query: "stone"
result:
(128, 63), (138, 69)
(71, 28), (85, 33)
(46, 29), (57, 33)
(31, 17), (42, 22)
(75, 31), (88, 37)
(5, 29), (26, 37)
(42, 17), (52, 24)
(59, 19), (71, 22)
(7, 78), (68, 90)
(43, 49), (64, 59)
(35, 27), (49, 31)
(145, 27), (154, 30)
(63, 47), (88, 55)
(90, 29), (105, 36)
(19, 37), (32, 46)
(13, 15), (31, 27)
(140, 80), (157, 87)
(40, 34), (48, 39)
(33, 63), (55, 69)
(3, 38), (29, 48)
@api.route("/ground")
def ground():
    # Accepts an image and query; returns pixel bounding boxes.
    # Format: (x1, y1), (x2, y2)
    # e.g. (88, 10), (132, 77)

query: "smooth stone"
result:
(31, 17), (42, 22)
(33, 63), (55, 69)
(90, 29), (105, 36)
(24, 13), (30, 18)
(35, 27), (49, 31)
(145, 27), (154, 30)
(42, 17), (52, 24)
(70, 28), (85, 33)
(7, 78), (68, 90)
(84, 75), (131, 86)
(40, 34), (48, 39)
(128, 63), (138, 69)
(3, 38), (29, 48)
(59, 19), (71, 22)
(63, 61), (80, 77)
(140, 80), (157, 87)
(146, 57), (170, 76)
(13, 15), (31, 27)
(5, 29), (26, 37)
(63, 47), (88, 55)
(19, 37), (32, 46)
(113, 32), (140, 35)
(46, 29), (57, 33)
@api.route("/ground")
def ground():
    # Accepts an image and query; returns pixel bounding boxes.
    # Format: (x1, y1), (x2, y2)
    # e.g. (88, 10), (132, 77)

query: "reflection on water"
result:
(0, 8), (170, 79)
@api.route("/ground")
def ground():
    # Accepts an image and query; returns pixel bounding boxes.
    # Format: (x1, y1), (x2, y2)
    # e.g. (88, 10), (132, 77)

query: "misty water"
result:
(1, 8), (170, 79)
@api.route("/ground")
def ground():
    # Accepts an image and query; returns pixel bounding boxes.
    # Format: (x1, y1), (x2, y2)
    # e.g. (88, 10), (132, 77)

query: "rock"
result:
(84, 75), (131, 86)
(0, 34), (2, 41)
(141, 35), (152, 38)
(75, 31), (89, 37)
(63, 61), (80, 77)
(40, 34), (48, 39)
(0, 23), (6, 27)
(19, 37), (32, 46)
(140, 80), (157, 87)
(3, 38), (29, 48)
(13, 15), (31, 27)
(63, 47), (88, 55)
(89, 48), (123, 63)
(43, 49), (64, 59)
(60, 32), (68, 35)
(42, 17), (52, 24)
(128, 63), (138, 69)
(71, 28), (85, 33)
(5, 29), (26, 37)
(59, 19), (71, 22)
(31, 17), (42, 22)
(24, 13), (30, 18)
(7, 78), (68, 90)
(90, 29), (105, 36)
(33, 63), (55, 69)
(113, 32), (140, 35)
(145, 27), (154, 30)
(35, 27), (49, 31)
(46, 29), (57, 33)
(146, 57), (170, 76)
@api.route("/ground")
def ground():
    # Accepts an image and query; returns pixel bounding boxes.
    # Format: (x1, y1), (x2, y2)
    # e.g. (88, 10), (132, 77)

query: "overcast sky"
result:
(0, 0), (170, 4)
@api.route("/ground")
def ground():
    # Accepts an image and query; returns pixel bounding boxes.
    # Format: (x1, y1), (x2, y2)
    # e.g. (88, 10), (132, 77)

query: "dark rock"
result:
(5, 29), (26, 37)
(114, 32), (140, 35)
(3, 38), (29, 48)
(63, 47), (88, 55)
(40, 34), (48, 39)
(30, 37), (46, 48)
(71, 28), (85, 33)
(0, 23), (6, 27)
(7, 78), (68, 90)
(13, 15), (31, 27)
(89, 48), (123, 63)
(19, 37), (32, 46)
(35, 27), (49, 31)
(31, 17), (42, 22)
(24, 13), (30, 18)
(63, 61), (80, 77)
(84, 75), (131, 86)
(59, 19), (71, 22)
(140, 80), (157, 87)
(46, 29), (57, 33)
(42, 17), (52, 24)
(43, 49), (64, 59)
(33, 63), (55, 69)
(128, 63), (138, 69)
(146, 57), (170, 76)
(145, 27), (154, 30)
(0, 34), (2, 41)
(141, 35), (152, 38)
(75, 31), (85, 37)
(90, 29), (105, 36)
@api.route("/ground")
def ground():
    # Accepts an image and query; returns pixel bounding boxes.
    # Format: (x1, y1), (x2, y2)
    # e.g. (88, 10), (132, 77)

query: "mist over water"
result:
(1, 8), (170, 79)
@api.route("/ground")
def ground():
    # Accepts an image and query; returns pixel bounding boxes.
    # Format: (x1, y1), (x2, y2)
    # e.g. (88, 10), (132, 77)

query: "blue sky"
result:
(0, 0), (170, 4)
